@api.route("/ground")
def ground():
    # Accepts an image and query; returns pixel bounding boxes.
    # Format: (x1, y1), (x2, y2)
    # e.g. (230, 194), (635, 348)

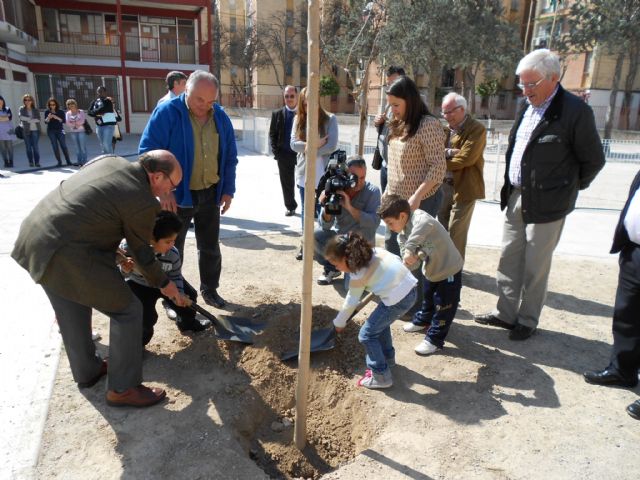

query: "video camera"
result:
(321, 150), (357, 216)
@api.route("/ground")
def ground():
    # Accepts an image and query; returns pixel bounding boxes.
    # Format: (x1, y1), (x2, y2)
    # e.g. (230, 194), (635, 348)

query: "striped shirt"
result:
(333, 249), (417, 328)
(508, 86), (559, 187)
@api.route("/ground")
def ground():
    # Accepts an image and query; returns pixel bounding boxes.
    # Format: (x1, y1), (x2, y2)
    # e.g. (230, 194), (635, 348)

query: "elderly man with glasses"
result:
(474, 49), (605, 340)
(269, 85), (300, 217)
(437, 92), (486, 261)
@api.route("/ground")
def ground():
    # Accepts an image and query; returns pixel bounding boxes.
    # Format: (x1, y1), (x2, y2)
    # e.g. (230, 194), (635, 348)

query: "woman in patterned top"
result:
(383, 75), (446, 256)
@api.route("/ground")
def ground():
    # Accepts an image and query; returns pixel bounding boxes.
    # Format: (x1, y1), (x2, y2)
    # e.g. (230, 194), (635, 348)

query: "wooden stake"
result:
(294, 0), (321, 451)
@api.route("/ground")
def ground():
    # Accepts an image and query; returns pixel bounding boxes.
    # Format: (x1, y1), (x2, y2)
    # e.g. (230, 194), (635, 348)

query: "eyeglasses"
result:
(441, 105), (462, 116)
(517, 78), (545, 90)
(284, 94), (296, 99)
(162, 173), (178, 191)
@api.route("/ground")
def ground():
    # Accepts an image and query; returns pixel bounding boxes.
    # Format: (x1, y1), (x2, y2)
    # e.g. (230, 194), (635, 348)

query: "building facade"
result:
(3, 0), (213, 134)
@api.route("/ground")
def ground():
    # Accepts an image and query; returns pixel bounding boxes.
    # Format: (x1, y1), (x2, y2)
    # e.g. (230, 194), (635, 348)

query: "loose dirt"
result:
(33, 232), (638, 480)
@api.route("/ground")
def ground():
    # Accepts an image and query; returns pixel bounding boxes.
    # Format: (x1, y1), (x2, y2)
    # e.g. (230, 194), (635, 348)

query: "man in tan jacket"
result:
(12, 150), (184, 408)
(438, 92), (486, 260)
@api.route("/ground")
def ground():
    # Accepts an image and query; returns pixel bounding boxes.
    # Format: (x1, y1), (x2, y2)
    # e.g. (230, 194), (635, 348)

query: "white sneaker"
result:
(317, 270), (341, 285)
(91, 330), (102, 341)
(403, 322), (425, 333)
(357, 369), (393, 389)
(415, 339), (439, 355)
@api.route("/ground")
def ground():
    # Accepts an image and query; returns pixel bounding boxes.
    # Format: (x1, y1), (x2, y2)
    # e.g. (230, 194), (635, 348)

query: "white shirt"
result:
(624, 186), (640, 244)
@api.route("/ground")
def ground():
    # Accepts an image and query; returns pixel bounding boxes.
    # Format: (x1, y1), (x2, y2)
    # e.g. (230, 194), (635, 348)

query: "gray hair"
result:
(442, 92), (467, 111)
(516, 49), (561, 79)
(186, 70), (219, 92)
(284, 85), (298, 93)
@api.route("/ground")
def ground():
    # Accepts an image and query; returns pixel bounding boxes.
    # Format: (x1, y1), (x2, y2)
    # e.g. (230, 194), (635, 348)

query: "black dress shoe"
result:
(295, 246), (303, 261)
(77, 360), (108, 389)
(508, 324), (536, 340)
(474, 313), (515, 330)
(583, 368), (638, 388)
(202, 290), (227, 308)
(285, 209), (296, 217)
(177, 316), (211, 333)
(627, 400), (640, 420)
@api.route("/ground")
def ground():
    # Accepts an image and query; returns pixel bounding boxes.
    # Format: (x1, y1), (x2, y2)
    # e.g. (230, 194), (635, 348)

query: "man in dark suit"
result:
(269, 85), (299, 216)
(584, 170), (640, 420)
(12, 150), (184, 408)
(474, 49), (605, 341)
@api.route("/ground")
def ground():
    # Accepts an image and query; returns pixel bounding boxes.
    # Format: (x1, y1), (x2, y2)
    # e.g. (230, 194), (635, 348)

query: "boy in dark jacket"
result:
(120, 211), (209, 345)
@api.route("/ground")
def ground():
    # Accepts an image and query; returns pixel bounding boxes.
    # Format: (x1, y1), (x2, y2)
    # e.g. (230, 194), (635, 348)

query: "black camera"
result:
(322, 150), (357, 216)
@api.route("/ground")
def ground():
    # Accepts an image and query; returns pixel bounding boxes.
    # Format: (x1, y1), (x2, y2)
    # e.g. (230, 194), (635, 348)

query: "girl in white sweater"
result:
(326, 232), (417, 389)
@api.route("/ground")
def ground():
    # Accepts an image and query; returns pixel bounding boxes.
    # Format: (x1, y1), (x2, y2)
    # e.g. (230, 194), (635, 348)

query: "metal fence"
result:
(238, 113), (640, 211)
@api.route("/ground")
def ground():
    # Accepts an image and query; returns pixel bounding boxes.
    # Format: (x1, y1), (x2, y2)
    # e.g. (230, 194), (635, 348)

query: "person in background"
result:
(0, 95), (14, 168)
(44, 97), (72, 167)
(19, 94), (41, 168)
(88, 86), (117, 154)
(373, 66), (406, 193)
(269, 85), (299, 216)
(437, 92), (486, 260)
(111, 105), (123, 153)
(158, 71), (188, 105)
(65, 99), (88, 166)
(290, 86), (339, 260)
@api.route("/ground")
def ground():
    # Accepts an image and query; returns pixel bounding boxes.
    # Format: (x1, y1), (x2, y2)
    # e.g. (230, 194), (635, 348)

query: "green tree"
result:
(319, 75), (341, 97)
(475, 78), (500, 119)
(566, 0), (640, 138)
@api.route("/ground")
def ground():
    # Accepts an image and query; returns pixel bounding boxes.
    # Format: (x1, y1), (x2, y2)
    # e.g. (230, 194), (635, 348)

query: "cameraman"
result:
(315, 156), (381, 285)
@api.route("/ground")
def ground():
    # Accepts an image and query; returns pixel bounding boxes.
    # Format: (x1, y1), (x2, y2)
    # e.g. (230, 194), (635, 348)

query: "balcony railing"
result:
(26, 30), (197, 64)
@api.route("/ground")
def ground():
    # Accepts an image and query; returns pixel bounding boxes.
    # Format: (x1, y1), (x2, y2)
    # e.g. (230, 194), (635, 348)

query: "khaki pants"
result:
(494, 189), (565, 328)
(437, 181), (476, 260)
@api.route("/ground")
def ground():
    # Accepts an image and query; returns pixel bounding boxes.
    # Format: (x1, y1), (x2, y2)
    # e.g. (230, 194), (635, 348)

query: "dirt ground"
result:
(34, 231), (639, 480)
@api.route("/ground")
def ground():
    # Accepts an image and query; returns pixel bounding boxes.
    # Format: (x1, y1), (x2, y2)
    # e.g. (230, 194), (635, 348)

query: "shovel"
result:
(187, 300), (265, 344)
(281, 292), (374, 361)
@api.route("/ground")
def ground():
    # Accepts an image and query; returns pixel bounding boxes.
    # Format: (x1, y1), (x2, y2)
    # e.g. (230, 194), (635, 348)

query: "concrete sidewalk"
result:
(0, 141), (622, 478)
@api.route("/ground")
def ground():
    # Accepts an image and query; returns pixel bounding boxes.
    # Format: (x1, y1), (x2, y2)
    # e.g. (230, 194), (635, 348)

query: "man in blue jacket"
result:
(139, 70), (238, 308)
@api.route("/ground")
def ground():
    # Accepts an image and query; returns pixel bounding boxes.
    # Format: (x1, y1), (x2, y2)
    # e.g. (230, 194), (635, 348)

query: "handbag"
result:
(14, 125), (24, 140)
(83, 120), (93, 135)
(113, 124), (123, 141)
(371, 123), (384, 170)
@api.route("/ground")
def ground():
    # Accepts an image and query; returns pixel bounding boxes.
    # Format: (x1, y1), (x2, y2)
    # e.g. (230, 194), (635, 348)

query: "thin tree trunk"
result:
(604, 52), (625, 140)
(358, 62), (371, 156)
(619, 47), (639, 130)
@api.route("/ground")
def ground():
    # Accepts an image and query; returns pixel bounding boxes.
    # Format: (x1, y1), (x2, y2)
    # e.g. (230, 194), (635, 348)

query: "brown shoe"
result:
(77, 360), (108, 389)
(106, 384), (167, 408)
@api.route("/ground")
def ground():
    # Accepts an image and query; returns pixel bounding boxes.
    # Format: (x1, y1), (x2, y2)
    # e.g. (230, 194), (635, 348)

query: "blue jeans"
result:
(96, 124), (115, 154)
(47, 129), (71, 164)
(358, 286), (417, 374)
(298, 186), (320, 229)
(314, 227), (338, 273)
(173, 185), (222, 294)
(69, 131), (87, 165)
(412, 270), (462, 348)
(24, 130), (40, 166)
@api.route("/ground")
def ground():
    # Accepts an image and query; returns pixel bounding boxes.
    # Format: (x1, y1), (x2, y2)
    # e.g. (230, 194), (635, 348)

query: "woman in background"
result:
(290, 87), (338, 260)
(65, 99), (87, 166)
(44, 97), (72, 166)
(19, 94), (41, 168)
(0, 95), (14, 167)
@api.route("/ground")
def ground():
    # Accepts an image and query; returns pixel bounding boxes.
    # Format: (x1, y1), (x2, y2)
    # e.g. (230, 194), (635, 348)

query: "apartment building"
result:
(531, 0), (640, 130)
(3, 0), (213, 134)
